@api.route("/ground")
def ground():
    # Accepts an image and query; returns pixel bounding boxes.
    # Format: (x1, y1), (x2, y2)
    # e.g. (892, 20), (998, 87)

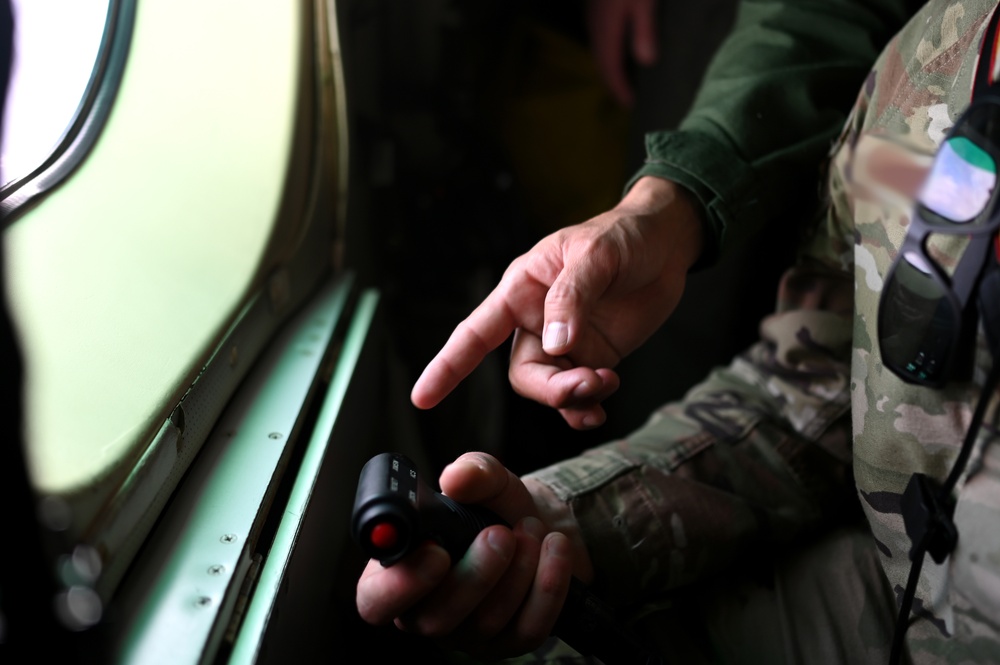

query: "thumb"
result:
(541, 255), (614, 356)
(439, 453), (538, 525)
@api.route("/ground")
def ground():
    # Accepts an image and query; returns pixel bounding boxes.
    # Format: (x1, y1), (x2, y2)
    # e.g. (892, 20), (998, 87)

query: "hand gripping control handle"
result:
(351, 452), (665, 665)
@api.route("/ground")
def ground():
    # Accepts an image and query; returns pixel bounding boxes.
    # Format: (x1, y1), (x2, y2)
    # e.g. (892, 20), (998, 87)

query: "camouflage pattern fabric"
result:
(828, 0), (1000, 660)
(519, 1), (1000, 662)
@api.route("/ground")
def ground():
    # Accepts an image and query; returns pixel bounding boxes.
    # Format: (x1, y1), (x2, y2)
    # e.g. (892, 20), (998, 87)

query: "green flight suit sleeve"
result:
(628, 0), (918, 263)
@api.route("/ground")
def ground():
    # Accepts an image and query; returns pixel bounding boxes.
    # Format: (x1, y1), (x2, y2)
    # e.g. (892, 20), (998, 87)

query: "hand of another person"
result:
(355, 452), (592, 660)
(411, 176), (704, 429)
(585, 0), (659, 108)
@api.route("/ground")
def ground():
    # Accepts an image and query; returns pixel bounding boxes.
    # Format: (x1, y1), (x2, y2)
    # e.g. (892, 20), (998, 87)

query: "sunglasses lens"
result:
(919, 111), (998, 223)
(879, 251), (959, 384)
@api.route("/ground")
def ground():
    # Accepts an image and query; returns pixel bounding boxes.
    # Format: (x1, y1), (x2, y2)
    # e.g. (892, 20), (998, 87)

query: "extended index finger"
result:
(411, 280), (545, 409)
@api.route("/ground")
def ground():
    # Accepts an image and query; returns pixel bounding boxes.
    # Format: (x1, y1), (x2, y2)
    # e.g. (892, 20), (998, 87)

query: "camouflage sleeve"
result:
(628, 0), (919, 265)
(525, 244), (857, 609)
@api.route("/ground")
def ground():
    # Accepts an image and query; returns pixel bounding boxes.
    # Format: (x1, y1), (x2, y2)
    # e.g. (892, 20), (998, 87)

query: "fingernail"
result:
(522, 516), (546, 541)
(571, 381), (591, 399)
(545, 533), (570, 560)
(581, 413), (603, 429)
(446, 454), (488, 475)
(487, 529), (514, 560)
(543, 322), (568, 352)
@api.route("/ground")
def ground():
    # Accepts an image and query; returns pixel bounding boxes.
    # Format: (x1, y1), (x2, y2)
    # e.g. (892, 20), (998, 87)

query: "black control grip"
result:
(352, 451), (503, 565)
(351, 452), (665, 665)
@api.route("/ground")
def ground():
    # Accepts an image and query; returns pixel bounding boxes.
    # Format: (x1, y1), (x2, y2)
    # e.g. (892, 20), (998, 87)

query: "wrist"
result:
(620, 176), (706, 271)
(524, 477), (594, 584)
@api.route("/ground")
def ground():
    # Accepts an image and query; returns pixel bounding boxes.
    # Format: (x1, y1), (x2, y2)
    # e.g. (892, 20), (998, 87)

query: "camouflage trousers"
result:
(449, 522), (901, 665)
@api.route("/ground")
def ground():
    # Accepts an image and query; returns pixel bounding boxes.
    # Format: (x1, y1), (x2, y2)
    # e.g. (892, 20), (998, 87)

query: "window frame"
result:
(0, 0), (135, 225)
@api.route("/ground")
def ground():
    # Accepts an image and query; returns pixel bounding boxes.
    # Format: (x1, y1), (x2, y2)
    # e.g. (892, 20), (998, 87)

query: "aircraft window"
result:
(1, 0), (109, 192)
(3, 0), (319, 604)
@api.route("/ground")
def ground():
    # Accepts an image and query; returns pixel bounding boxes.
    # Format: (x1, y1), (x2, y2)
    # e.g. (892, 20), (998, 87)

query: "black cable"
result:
(888, 354), (1000, 665)
(888, 259), (1000, 665)
(888, 543), (926, 665)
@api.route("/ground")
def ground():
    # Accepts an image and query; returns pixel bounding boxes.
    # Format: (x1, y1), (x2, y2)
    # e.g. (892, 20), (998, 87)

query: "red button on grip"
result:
(370, 522), (398, 550)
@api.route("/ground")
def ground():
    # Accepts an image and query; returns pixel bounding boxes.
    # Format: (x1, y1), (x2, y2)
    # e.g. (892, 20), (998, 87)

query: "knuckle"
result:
(538, 574), (566, 598)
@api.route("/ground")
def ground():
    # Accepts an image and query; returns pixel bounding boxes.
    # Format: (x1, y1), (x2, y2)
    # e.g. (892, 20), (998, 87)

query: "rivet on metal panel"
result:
(57, 546), (102, 589)
(220, 534), (238, 544)
(195, 596), (213, 608)
(268, 432), (283, 440)
(69, 545), (102, 584)
(55, 586), (102, 629)
(38, 496), (72, 532)
(207, 564), (225, 576)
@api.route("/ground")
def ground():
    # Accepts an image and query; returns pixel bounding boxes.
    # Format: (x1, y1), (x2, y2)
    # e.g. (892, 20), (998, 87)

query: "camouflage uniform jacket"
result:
(527, 0), (1000, 661)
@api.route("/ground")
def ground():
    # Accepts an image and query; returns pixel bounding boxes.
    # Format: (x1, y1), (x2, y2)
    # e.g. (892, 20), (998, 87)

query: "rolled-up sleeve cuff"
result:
(626, 129), (761, 269)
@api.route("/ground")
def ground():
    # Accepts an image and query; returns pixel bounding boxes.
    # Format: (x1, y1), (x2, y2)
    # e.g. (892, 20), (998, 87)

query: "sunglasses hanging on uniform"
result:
(877, 7), (1000, 664)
